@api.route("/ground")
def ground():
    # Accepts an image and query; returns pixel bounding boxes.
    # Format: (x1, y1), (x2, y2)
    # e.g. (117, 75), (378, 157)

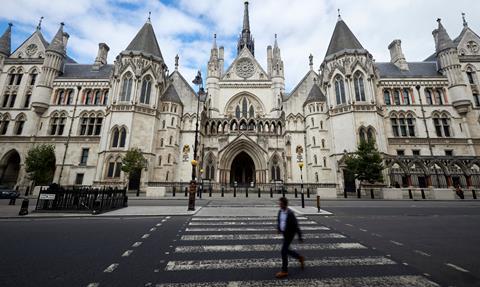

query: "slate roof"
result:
(375, 62), (443, 78)
(303, 84), (326, 106)
(434, 20), (455, 53)
(124, 22), (163, 60)
(58, 64), (113, 79)
(325, 19), (364, 57)
(0, 23), (12, 56)
(47, 24), (66, 54)
(160, 84), (182, 105)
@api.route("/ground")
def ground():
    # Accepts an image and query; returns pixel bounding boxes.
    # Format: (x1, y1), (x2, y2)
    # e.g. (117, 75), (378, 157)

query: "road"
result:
(0, 199), (479, 286)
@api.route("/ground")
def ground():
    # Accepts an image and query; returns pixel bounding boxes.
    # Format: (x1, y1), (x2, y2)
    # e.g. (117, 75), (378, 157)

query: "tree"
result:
(121, 148), (147, 194)
(25, 144), (56, 186)
(345, 140), (384, 185)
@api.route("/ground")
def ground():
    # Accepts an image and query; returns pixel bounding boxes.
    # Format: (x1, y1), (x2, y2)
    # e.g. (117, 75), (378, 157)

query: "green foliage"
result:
(25, 144), (56, 185)
(121, 148), (147, 174)
(345, 140), (384, 184)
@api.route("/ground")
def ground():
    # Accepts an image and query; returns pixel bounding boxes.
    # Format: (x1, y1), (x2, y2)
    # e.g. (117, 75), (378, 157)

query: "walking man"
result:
(275, 197), (305, 278)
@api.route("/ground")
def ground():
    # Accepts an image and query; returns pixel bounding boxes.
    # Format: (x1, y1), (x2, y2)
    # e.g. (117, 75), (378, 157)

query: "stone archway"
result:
(230, 152), (255, 186)
(0, 150), (21, 188)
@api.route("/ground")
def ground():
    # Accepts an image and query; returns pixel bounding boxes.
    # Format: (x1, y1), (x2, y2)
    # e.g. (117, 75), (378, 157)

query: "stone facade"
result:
(1, 4), (480, 194)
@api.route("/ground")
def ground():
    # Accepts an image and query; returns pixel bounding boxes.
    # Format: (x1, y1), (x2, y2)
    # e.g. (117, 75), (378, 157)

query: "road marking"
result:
(154, 269), (160, 273)
(402, 262), (409, 266)
(371, 233), (383, 238)
(188, 221), (317, 226)
(191, 217), (308, 221)
(156, 223), (162, 226)
(334, 219), (340, 222)
(166, 216), (171, 219)
(142, 234), (150, 239)
(86, 283), (99, 287)
(165, 256), (396, 271)
(122, 250), (134, 257)
(103, 263), (119, 273)
(414, 250), (431, 257)
(150, 228), (157, 231)
(185, 226), (329, 232)
(423, 273), (431, 277)
(132, 242), (142, 248)
(154, 275), (440, 287)
(345, 223), (354, 227)
(180, 233), (346, 241)
(165, 252), (170, 255)
(390, 240), (404, 246)
(359, 228), (368, 232)
(162, 219), (167, 222)
(446, 263), (469, 273)
(175, 243), (366, 253)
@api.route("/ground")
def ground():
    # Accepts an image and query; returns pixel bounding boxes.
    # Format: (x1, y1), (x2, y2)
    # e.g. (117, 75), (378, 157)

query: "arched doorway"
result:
(230, 152), (255, 186)
(0, 150), (21, 188)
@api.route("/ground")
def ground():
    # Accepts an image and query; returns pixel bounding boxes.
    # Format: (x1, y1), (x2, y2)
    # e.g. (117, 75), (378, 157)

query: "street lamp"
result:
(188, 71), (205, 211)
(199, 168), (204, 198)
(298, 161), (305, 208)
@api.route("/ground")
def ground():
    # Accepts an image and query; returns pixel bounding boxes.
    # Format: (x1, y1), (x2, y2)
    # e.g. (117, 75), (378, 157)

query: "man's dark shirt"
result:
(277, 208), (303, 240)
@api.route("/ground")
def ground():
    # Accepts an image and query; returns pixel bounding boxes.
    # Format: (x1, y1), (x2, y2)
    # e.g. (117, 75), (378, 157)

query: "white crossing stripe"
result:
(142, 234), (150, 239)
(175, 243), (366, 253)
(165, 256), (396, 271)
(390, 240), (404, 246)
(103, 263), (119, 273)
(132, 242), (142, 247)
(122, 250), (134, 257)
(181, 233), (346, 241)
(150, 227), (157, 231)
(191, 217), (308, 221)
(414, 250), (431, 257)
(154, 275), (439, 287)
(86, 283), (99, 287)
(188, 221), (317, 226)
(446, 263), (469, 273)
(185, 226), (329, 232)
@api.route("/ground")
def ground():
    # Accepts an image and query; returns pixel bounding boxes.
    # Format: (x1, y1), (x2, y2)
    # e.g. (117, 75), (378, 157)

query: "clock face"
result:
(235, 58), (255, 78)
(26, 44), (38, 56)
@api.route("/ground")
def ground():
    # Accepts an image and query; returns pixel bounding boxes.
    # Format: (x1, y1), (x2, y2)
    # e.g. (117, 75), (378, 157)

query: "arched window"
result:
(162, 120), (166, 129)
(359, 128), (367, 142)
(406, 115), (415, 137)
(166, 171), (169, 181)
(120, 73), (133, 102)
(171, 117), (175, 126)
(169, 136), (173, 145)
(354, 72), (366, 101)
(367, 128), (375, 142)
(323, 156), (327, 167)
(205, 154), (216, 180)
(140, 75), (152, 104)
(119, 127), (127, 147)
(65, 89), (73, 105)
(103, 90), (109, 105)
(425, 89), (433, 105)
(167, 154), (171, 164)
(321, 139), (325, 148)
(235, 106), (241, 119)
(50, 112), (66, 136)
(14, 114), (25, 135)
(315, 172), (319, 183)
(29, 70), (38, 86)
(160, 138), (164, 147)
(79, 114), (103, 136)
(393, 90), (401, 105)
(320, 121), (323, 129)
(466, 67), (477, 85)
(434, 89), (444, 105)
(158, 156), (162, 166)
(2, 94), (10, 108)
(111, 128), (119, 147)
(311, 118), (314, 127)
(384, 90), (391, 105)
(391, 114), (415, 137)
(56, 90), (65, 105)
(271, 155), (281, 181)
(242, 98), (248, 118)
(24, 92), (32, 108)
(0, 114), (10, 135)
(249, 105), (255, 118)
(84, 90), (93, 105)
(312, 136), (316, 146)
(93, 90), (101, 105)
(433, 113), (451, 137)
(335, 75), (346, 105)
(402, 88), (410, 105)
(314, 155), (318, 165)
(106, 157), (122, 178)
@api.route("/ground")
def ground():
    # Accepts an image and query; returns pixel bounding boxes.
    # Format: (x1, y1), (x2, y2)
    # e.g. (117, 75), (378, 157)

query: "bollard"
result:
(123, 195), (128, 207)
(344, 188), (347, 198)
(421, 189), (426, 199)
(295, 188), (298, 198)
(172, 186), (176, 197)
(246, 187), (248, 198)
(258, 188), (261, 198)
(408, 189), (413, 199)
(221, 187), (224, 197)
(307, 188), (310, 198)
(234, 186), (236, 197)
(370, 189), (374, 199)
(472, 189), (477, 200)
(184, 187), (188, 197)
(19, 198), (29, 216)
(9, 197), (16, 205)
(316, 195), (321, 213)
(270, 187), (273, 198)
(209, 186), (212, 197)
(301, 192), (305, 208)
(357, 188), (361, 199)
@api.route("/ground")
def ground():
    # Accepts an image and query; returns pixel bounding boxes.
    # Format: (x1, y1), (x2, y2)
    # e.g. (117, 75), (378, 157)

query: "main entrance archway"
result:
(230, 152), (255, 186)
(0, 150), (21, 188)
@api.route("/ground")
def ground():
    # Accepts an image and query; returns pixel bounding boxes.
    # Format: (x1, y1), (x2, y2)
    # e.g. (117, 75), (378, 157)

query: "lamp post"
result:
(298, 161), (305, 208)
(188, 71), (205, 211)
(199, 168), (204, 198)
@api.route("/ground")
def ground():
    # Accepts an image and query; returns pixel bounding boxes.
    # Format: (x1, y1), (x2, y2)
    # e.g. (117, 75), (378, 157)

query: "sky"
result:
(1, 0), (479, 90)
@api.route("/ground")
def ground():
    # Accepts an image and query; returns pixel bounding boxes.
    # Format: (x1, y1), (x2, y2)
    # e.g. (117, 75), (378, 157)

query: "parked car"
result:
(0, 186), (19, 199)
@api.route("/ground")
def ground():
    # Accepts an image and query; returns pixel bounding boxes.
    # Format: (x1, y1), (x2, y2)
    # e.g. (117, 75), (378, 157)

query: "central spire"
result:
(237, 1), (254, 56)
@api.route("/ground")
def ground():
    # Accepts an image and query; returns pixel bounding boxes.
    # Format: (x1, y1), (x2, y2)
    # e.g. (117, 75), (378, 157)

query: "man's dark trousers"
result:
(281, 233), (300, 272)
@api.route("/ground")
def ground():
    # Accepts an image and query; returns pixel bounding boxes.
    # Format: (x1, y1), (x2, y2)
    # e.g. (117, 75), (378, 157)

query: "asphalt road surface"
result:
(0, 199), (479, 287)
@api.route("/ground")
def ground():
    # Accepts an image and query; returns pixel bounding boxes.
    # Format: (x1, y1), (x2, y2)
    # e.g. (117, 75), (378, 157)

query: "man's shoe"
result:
(275, 271), (288, 279)
(298, 256), (305, 270)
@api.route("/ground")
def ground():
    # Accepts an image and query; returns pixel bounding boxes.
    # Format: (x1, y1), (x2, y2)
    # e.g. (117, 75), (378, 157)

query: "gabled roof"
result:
(375, 62), (443, 78)
(285, 69), (318, 101)
(58, 64), (113, 79)
(303, 84), (326, 106)
(0, 23), (12, 56)
(160, 84), (182, 105)
(325, 19), (364, 57)
(124, 21), (163, 60)
(222, 46), (268, 81)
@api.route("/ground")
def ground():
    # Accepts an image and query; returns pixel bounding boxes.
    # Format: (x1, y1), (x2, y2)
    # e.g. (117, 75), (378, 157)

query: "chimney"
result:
(62, 32), (70, 50)
(218, 46), (224, 76)
(388, 40), (409, 71)
(93, 43), (110, 69)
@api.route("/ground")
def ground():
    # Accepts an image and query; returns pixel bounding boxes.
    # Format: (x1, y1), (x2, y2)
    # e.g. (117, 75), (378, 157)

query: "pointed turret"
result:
(47, 23), (68, 54)
(433, 19), (455, 53)
(0, 23), (12, 57)
(208, 34), (220, 78)
(237, 1), (255, 56)
(325, 17), (364, 58)
(124, 20), (163, 60)
(304, 83), (326, 106)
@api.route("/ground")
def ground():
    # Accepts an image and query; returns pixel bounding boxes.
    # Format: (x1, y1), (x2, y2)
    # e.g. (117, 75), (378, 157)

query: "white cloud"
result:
(1, 0), (480, 90)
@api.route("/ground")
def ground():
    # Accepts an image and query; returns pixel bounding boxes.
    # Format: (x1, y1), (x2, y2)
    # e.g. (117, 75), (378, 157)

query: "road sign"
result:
(39, 194), (56, 200)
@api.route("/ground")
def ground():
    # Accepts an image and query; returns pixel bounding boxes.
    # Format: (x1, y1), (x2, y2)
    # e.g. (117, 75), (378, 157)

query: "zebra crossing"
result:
(156, 215), (439, 286)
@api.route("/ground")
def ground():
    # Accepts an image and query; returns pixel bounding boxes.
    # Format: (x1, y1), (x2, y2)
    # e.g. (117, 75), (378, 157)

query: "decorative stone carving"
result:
(235, 58), (255, 78)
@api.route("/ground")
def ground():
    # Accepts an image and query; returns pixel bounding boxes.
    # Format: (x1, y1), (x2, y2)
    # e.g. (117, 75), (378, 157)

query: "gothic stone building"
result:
(1, 2), (480, 195)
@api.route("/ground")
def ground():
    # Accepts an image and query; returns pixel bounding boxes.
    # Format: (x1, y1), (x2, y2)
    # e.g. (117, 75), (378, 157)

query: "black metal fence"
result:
(35, 186), (127, 214)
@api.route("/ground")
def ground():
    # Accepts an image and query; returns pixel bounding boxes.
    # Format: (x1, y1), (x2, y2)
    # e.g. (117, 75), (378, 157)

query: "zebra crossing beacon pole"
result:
(188, 71), (204, 211)
(299, 161), (305, 208)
